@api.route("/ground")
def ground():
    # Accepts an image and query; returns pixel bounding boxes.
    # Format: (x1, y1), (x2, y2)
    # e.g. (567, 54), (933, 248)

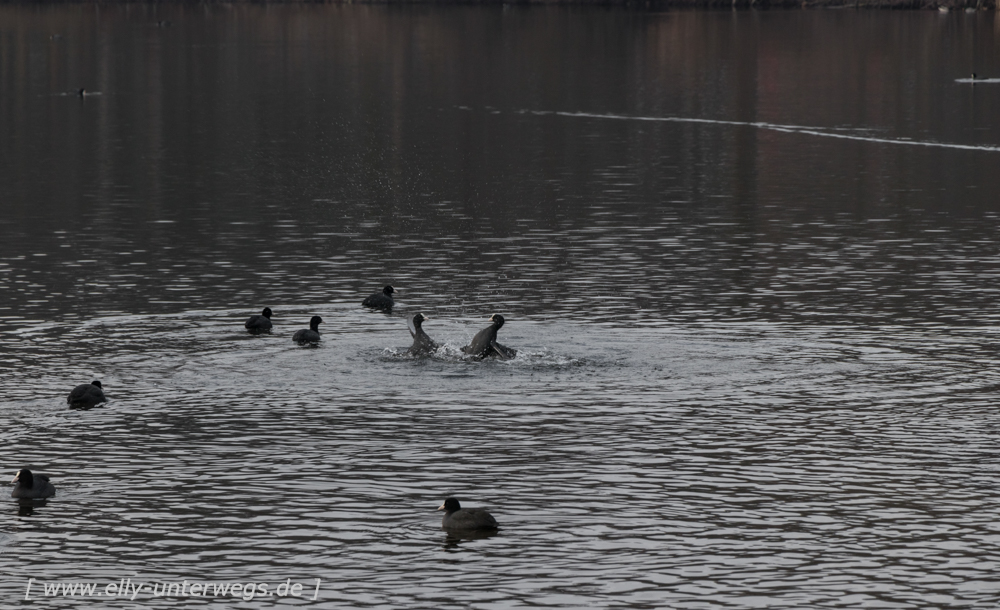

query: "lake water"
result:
(3, 4), (1000, 608)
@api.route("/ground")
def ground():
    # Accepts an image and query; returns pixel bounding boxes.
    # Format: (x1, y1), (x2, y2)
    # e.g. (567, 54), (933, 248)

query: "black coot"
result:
(292, 316), (323, 343)
(407, 313), (439, 356)
(362, 286), (395, 310)
(245, 307), (273, 332)
(461, 314), (517, 360)
(67, 380), (106, 409)
(437, 498), (498, 531)
(11, 469), (56, 499)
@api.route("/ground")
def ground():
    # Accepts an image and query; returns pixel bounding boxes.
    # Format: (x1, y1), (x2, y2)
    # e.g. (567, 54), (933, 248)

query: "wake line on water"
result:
(522, 110), (1000, 153)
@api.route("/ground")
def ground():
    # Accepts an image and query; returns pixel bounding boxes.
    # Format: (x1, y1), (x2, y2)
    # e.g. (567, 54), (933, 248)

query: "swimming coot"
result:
(407, 313), (439, 356)
(292, 316), (323, 343)
(11, 469), (56, 499)
(67, 380), (106, 409)
(362, 286), (395, 310)
(461, 314), (517, 360)
(245, 307), (273, 332)
(438, 498), (498, 531)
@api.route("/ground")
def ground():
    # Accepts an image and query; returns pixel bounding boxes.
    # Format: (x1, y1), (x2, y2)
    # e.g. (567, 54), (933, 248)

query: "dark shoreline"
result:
(0, 0), (996, 9)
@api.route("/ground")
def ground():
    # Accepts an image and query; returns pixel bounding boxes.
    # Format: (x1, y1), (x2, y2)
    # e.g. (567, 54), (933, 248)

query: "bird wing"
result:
(464, 326), (496, 357)
(491, 341), (516, 360)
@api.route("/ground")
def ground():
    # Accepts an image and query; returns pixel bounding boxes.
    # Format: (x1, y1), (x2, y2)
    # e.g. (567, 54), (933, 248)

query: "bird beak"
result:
(437, 503), (446, 511)
(11, 472), (20, 484)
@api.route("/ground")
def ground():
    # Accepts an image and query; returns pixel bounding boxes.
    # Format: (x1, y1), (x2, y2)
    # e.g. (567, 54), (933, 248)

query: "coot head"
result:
(12, 469), (33, 487)
(489, 314), (505, 329)
(438, 497), (461, 512)
(413, 313), (428, 327)
(309, 316), (323, 330)
(383, 286), (395, 296)
(262, 307), (273, 319)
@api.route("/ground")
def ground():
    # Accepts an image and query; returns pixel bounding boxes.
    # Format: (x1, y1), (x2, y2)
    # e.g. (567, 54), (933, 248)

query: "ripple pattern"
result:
(3, 316), (1000, 608)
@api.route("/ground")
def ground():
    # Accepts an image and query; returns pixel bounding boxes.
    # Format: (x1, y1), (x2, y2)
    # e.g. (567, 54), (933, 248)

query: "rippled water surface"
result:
(3, 5), (1000, 608)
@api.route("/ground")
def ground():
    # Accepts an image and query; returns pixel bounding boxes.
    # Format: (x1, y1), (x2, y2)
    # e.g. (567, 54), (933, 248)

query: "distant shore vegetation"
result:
(210, 0), (994, 10)
(5, 0), (995, 10)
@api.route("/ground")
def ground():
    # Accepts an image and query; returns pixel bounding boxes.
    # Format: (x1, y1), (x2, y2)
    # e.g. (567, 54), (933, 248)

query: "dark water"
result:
(3, 5), (1000, 608)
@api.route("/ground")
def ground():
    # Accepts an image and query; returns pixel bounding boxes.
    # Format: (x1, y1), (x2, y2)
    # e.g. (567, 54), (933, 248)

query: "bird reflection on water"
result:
(442, 528), (500, 550)
(15, 499), (49, 517)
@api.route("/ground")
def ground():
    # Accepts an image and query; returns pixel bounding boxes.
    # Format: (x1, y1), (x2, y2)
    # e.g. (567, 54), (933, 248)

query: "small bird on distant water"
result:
(407, 313), (438, 356)
(362, 286), (395, 311)
(244, 307), (273, 332)
(437, 498), (498, 531)
(292, 316), (323, 344)
(11, 469), (56, 499)
(461, 314), (517, 360)
(67, 380), (106, 409)
(77, 87), (86, 98)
